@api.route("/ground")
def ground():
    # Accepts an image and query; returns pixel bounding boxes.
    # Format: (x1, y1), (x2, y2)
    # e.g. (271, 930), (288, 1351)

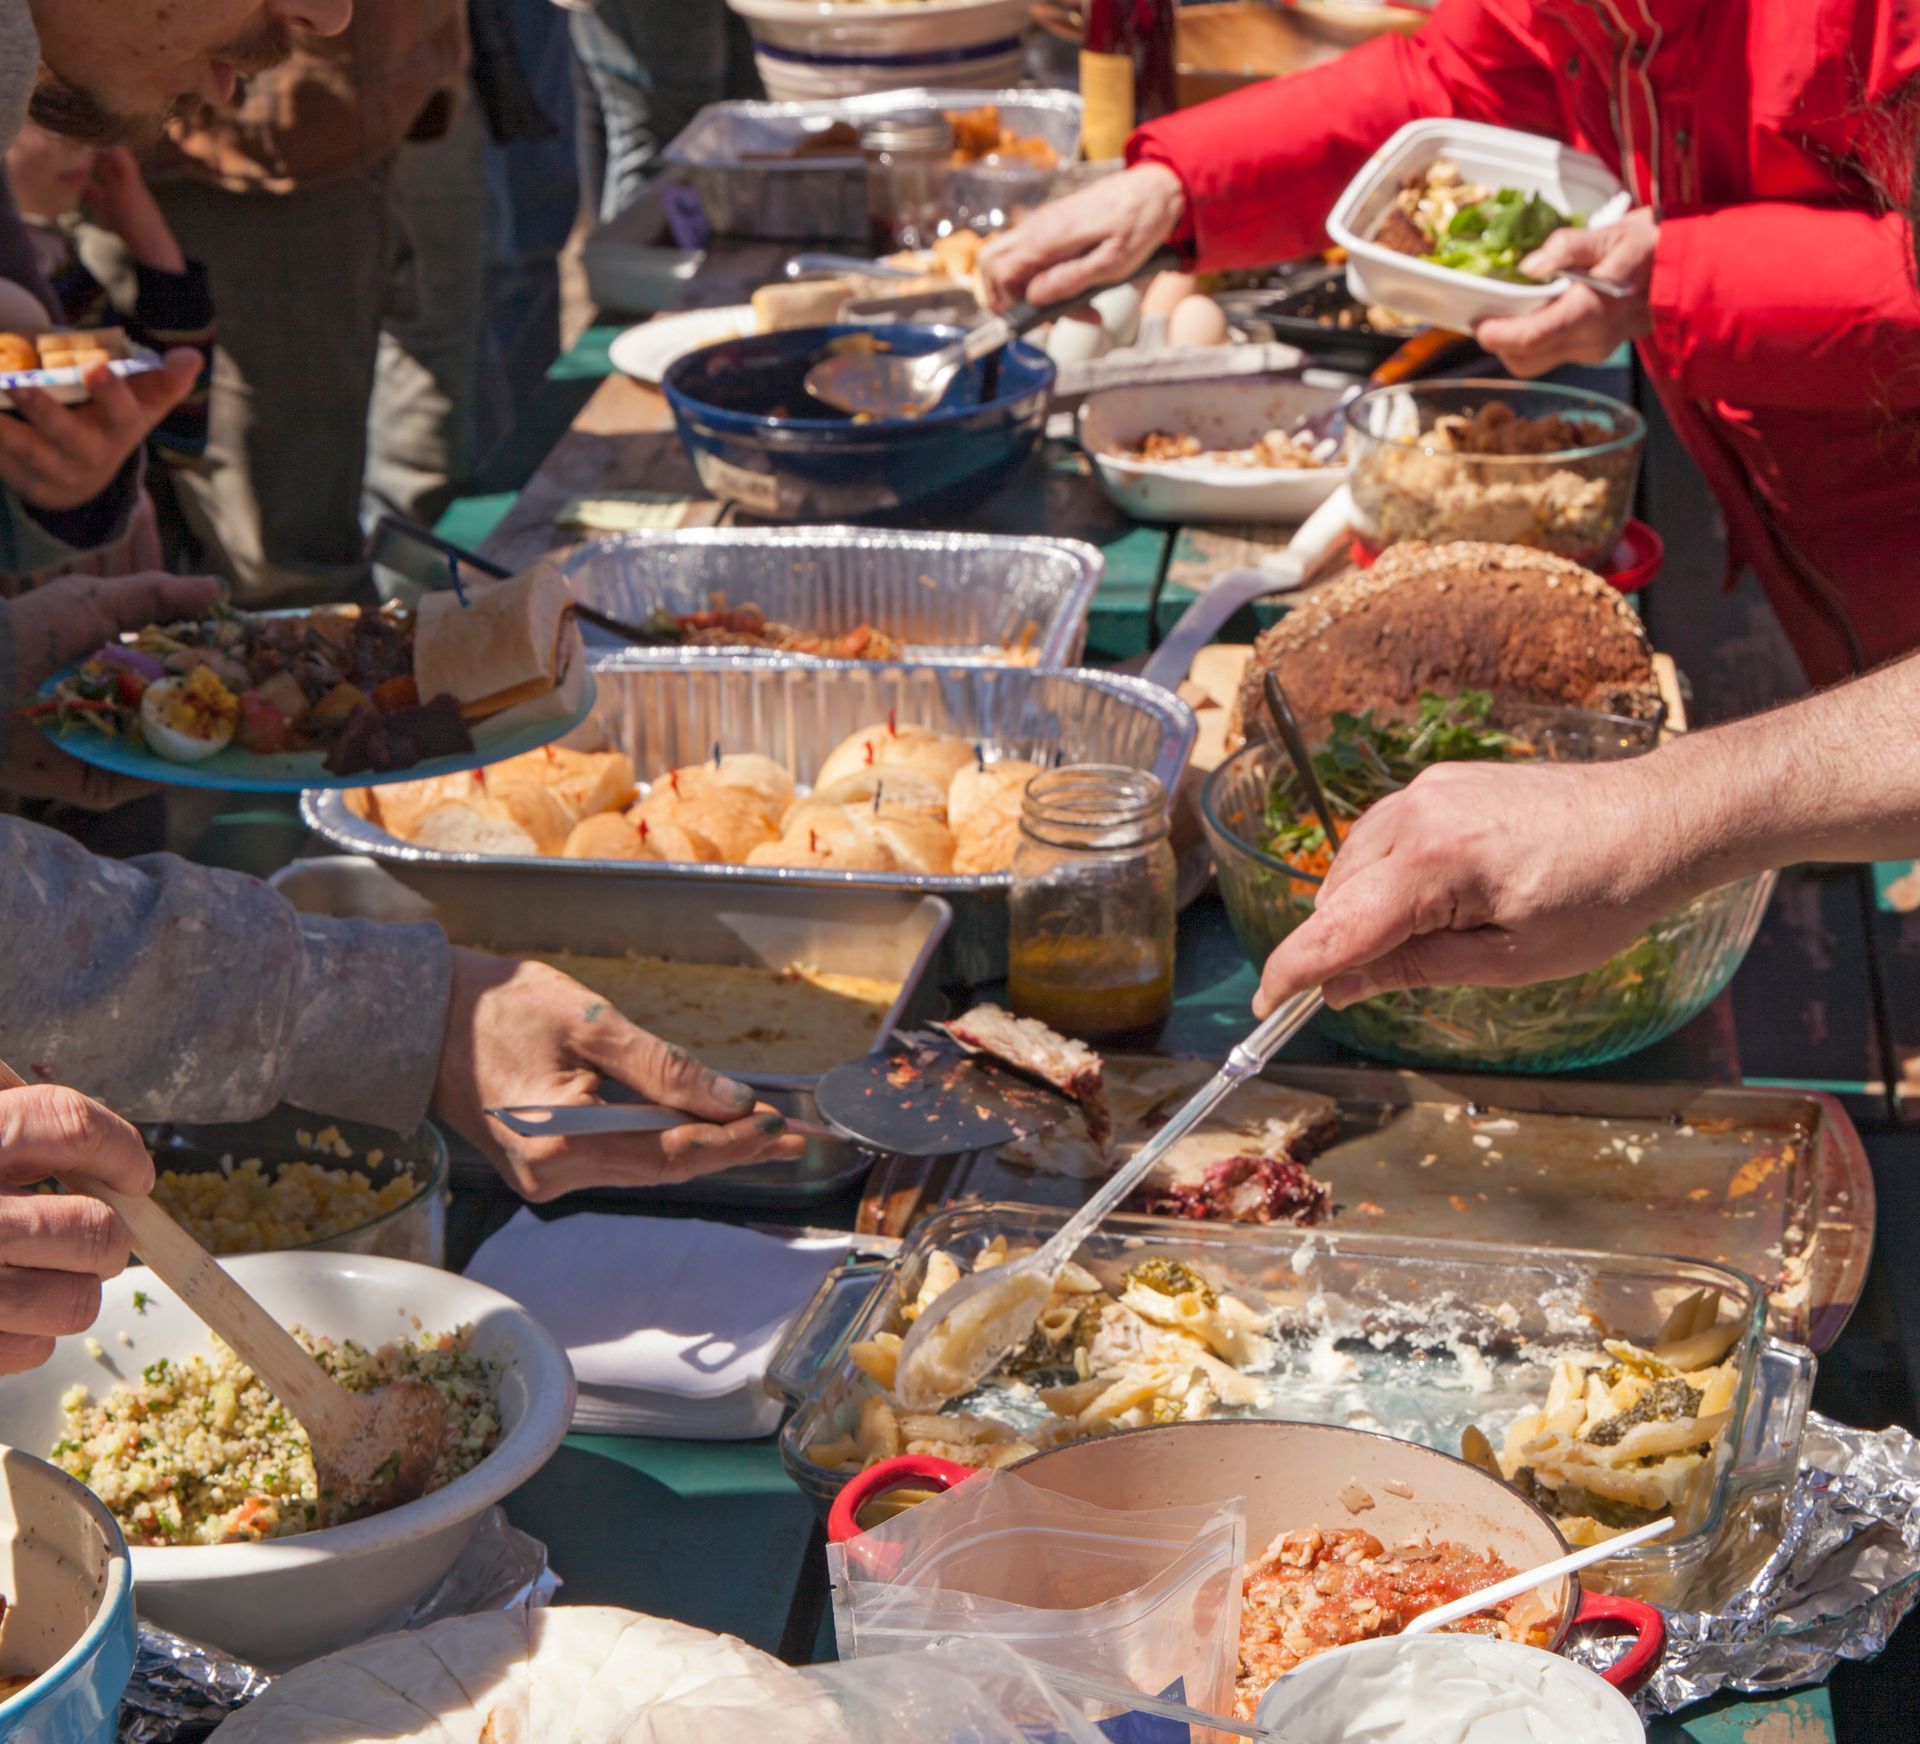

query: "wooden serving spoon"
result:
(0, 1059), (448, 1527)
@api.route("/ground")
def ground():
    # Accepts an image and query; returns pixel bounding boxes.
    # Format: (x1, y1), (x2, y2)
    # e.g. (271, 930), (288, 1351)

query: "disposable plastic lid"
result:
(860, 114), (955, 157)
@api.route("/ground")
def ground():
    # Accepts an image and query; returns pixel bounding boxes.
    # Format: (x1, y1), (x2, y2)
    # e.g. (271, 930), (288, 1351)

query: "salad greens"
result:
(1427, 190), (1580, 282)
(1247, 690), (1745, 1069)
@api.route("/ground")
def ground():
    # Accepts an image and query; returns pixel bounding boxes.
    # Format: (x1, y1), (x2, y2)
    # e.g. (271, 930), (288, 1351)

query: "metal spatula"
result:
(811, 1032), (1079, 1156)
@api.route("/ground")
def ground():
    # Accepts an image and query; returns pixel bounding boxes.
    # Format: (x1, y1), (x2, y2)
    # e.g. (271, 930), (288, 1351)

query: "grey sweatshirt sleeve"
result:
(0, 817), (454, 1129)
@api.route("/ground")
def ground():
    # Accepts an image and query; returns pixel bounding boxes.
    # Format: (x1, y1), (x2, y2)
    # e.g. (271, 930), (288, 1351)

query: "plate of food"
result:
(1328, 120), (1627, 329)
(0, 325), (167, 409)
(27, 565), (595, 791)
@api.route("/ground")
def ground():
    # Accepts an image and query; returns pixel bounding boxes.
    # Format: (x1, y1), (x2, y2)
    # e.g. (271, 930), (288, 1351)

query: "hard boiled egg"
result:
(1140, 270), (1199, 319)
(139, 670), (239, 763)
(1044, 308), (1111, 365)
(1088, 282), (1142, 348)
(1167, 294), (1231, 348)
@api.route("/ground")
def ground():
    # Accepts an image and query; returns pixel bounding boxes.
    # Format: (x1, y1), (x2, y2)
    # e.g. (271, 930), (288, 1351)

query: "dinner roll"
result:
(687, 751), (796, 817)
(541, 747), (638, 818)
(360, 770), (487, 840)
(480, 768), (575, 854)
(814, 719), (975, 795)
(800, 769), (948, 819)
(633, 775), (777, 862)
(562, 811), (660, 860)
(409, 799), (539, 857)
(949, 758), (1039, 873)
(0, 332), (38, 371)
(748, 808), (898, 872)
(869, 809), (956, 874)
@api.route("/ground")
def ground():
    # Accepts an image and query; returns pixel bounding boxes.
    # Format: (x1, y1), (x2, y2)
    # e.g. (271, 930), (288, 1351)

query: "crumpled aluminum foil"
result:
(119, 1507), (558, 1742)
(1564, 1411), (1920, 1713)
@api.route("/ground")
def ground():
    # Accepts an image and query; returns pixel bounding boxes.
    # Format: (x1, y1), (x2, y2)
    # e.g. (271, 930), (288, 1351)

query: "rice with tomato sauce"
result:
(52, 1325), (500, 1546)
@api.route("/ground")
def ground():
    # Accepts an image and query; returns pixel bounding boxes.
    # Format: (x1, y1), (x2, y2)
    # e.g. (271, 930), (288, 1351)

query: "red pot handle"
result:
(1572, 1589), (1665, 1695)
(827, 1455), (979, 1544)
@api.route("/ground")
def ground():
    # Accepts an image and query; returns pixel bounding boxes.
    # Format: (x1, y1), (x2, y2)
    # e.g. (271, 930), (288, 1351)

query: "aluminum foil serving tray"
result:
(660, 88), (1083, 242)
(303, 657), (1198, 984)
(563, 527), (1102, 669)
(268, 855), (950, 1207)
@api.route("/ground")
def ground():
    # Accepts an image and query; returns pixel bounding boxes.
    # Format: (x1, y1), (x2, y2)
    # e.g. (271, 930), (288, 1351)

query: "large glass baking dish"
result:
(770, 1204), (1815, 1610)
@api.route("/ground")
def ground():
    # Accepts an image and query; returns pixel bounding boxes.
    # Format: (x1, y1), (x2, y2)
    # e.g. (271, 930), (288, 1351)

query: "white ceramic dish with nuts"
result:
(1078, 374), (1353, 524)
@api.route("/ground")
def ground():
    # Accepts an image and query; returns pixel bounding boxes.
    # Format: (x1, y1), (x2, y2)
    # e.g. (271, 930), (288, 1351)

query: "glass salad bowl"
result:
(1200, 704), (1775, 1072)
(1345, 380), (1646, 566)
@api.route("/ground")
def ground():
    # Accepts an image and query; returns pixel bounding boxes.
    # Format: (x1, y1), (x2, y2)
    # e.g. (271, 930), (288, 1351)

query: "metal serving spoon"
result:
(891, 985), (1325, 1410)
(1263, 670), (1345, 855)
(805, 251), (1181, 420)
(2, 1057), (448, 1526)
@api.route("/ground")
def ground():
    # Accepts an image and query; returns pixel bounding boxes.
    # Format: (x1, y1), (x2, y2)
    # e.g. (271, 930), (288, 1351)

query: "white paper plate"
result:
(609, 306), (758, 385)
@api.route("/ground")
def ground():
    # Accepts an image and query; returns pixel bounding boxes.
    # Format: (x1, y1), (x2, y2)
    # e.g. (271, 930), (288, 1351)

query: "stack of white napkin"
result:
(466, 1210), (847, 1438)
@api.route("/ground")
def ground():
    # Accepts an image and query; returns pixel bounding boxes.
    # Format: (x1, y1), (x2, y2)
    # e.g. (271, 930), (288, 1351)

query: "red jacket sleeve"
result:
(1651, 204), (1920, 409)
(1126, 0), (1563, 272)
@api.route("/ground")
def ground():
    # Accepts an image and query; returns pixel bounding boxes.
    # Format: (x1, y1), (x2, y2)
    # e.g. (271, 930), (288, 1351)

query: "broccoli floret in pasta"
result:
(1582, 1377), (1705, 1448)
(1004, 1298), (1103, 1377)
(1122, 1258), (1217, 1308)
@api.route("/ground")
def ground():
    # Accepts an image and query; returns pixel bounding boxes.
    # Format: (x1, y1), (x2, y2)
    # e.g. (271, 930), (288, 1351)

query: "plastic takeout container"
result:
(663, 89), (1079, 241)
(1328, 120), (1627, 329)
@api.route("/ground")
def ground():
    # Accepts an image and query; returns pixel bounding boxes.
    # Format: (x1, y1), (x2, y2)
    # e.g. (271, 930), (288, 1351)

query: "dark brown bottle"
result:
(1079, 0), (1177, 162)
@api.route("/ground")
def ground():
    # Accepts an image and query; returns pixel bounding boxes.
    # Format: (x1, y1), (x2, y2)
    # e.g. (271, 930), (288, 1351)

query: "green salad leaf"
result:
(1427, 190), (1580, 282)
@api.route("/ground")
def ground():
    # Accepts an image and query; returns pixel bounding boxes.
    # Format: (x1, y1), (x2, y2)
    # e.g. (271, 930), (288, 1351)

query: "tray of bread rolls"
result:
(562, 528), (1102, 669)
(0, 327), (164, 408)
(302, 655), (1197, 983)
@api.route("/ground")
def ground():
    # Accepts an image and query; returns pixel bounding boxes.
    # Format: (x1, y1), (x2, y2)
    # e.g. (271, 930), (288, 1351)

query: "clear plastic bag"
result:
(600, 1640), (1112, 1744)
(826, 1468), (1246, 1722)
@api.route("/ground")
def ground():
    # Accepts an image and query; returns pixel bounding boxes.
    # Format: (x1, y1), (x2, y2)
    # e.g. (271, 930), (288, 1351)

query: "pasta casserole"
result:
(805, 1244), (1274, 1474)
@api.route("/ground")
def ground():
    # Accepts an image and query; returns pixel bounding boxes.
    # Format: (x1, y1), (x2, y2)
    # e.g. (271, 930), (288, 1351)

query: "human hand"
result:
(978, 163), (1187, 311)
(84, 148), (187, 275)
(3, 570), (224, 807)
(432, 949), (809, 1201)
(1473, 206), (1657, 376)
(1251, 758), (1682, 1017)
(0, 1084), (152, 1375)
(0, 348), (200, 512)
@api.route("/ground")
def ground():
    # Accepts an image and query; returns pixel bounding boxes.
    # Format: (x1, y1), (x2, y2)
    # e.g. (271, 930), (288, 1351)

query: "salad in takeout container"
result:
(1327, 119), (1628, 329)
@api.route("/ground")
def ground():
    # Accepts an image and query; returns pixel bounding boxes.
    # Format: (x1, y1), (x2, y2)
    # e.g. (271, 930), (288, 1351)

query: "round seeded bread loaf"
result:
(1228, 541), (1662, 748)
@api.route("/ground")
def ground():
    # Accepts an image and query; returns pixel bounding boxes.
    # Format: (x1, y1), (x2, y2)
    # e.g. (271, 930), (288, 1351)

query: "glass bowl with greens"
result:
(1200, 694), (1776, 1072)
(1346, 380), (1645, 563)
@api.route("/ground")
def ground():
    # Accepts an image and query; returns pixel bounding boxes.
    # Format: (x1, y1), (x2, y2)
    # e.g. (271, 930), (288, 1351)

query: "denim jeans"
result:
(568, 0), (731, 219)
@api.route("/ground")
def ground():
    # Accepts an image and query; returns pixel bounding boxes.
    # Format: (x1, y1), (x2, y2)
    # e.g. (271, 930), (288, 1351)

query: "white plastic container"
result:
(724, 0), (1030, 103)
(1255, 1636), (1645, 1744)
(1327, 119), (1626, 330)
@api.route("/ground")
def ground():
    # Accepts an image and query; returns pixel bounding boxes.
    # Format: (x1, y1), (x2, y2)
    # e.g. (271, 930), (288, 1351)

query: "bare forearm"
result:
(1623, 651), (1920, 899)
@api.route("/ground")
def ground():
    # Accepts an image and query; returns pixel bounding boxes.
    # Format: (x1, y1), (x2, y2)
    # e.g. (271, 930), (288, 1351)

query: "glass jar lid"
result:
(859, 113), (955, 157)
(1020, 765), (1169, 851)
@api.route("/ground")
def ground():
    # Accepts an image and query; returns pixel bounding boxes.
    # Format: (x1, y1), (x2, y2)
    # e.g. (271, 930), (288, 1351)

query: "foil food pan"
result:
(562, 527), (1101, 669)
(660, 88), (1083, 242)
(302, 657), (1197, 984)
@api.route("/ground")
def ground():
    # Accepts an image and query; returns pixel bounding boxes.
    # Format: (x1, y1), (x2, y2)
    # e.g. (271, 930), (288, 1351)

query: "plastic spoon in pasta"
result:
(891, 985), (1325, 1410)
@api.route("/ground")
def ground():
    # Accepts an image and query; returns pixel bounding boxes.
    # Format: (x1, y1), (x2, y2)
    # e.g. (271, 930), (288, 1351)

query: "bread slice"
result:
(1229, 540), (1662, 748)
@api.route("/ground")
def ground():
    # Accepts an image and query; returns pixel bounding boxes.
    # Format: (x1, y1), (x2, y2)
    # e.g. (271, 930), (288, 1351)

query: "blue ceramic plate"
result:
(31, 665), (596, 792)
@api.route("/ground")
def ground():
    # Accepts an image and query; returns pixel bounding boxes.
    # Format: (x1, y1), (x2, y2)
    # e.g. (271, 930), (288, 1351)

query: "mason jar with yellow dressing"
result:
(1007, 765), (1176, 1048)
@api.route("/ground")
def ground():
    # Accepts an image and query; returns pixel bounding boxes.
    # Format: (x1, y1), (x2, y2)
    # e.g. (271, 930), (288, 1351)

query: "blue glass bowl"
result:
(663, 322), (1054, 522)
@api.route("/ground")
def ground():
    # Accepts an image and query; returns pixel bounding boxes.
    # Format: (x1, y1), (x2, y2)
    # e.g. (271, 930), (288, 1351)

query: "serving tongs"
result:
(805, 251), (1181, 419)
(812, 1030), (1083, 1156)
(488, 1034), (1073, 1154)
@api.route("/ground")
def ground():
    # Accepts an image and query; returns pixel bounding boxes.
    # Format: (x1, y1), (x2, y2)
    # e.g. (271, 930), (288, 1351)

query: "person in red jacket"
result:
(981, 0), (1920, 687)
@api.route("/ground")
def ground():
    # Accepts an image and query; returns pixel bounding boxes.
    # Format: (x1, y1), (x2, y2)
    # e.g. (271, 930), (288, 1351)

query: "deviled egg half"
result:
(139, 666), (239, 762)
